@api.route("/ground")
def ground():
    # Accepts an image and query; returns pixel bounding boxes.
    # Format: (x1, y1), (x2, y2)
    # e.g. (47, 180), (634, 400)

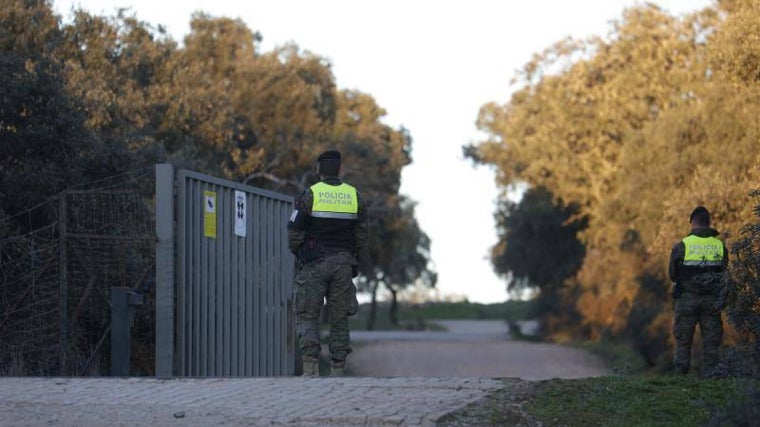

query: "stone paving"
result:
(0, 376), (506, 426)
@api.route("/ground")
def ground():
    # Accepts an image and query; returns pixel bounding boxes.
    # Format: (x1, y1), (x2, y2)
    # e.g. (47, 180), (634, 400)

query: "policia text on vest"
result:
(674, 235), (725, 297)
(310, 182), (358, 219)
(682, 235), (724, 267)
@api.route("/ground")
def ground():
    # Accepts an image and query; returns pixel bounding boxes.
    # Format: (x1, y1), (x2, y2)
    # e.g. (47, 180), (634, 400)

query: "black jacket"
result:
(669, 227), (729, 283)
(287, 176), (369, 260)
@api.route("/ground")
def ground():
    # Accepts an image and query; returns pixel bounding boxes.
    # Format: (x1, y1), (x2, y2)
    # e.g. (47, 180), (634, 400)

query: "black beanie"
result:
(690, 206), (710, 224)
(316, 149), (341, 177)
(317, 150), (341, 163)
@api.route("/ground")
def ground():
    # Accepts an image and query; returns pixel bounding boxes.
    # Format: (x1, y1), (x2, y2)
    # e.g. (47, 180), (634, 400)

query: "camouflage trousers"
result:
(673, 290), (723, 375)
(294, 252), (358, 363)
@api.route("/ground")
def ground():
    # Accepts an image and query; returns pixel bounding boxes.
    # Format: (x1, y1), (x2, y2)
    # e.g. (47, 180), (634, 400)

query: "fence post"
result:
(110, 287), (144, 376)
(155, 164), (175, 377)
(110, 287), (126, 376)
(58, 192), (68, 374)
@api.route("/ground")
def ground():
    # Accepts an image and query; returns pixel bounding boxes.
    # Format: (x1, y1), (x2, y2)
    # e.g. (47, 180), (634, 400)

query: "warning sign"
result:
(204, 190), (216, 238)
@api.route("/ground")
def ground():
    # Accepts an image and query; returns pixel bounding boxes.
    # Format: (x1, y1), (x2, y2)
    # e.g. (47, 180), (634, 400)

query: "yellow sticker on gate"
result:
(204, 190), (217, 238)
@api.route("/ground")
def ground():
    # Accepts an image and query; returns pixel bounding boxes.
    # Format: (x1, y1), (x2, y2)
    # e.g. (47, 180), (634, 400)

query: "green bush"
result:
(725, 190), (760, 378)
(704, 379), (760, 427)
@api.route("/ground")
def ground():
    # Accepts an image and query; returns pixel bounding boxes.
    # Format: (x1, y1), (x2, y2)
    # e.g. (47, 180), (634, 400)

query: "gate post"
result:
(111, 287), (144, 376)
(155, 164), (175, 377)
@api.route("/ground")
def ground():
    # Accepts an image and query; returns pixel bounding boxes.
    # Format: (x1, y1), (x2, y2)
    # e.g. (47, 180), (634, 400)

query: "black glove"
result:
(672, 282), (682, 300)
(347, 284), (358, 316)
(351, 253), (359, 278)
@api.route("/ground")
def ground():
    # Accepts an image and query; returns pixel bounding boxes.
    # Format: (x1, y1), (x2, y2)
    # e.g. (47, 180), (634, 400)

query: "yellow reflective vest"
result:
(310, 182), (358, 219)
(682, 235), (724, 267)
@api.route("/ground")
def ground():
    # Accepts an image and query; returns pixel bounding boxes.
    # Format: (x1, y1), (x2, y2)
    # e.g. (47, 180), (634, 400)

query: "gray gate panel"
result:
(257, 196), (266, 376)
(263, 198), (271, 375)
(175, 168), (185, 377)
(199, 180), (209, 377)
(189, 177), (198, 376)
(278, 201), (292, 374)
(252, 196), (262, 376)
(231, 192), (240, 376)
(246, 198), (255, 377)
(221, 189), (231, 377)
(275, 200), (284, 374)
(158, 167), (294, 377)
(209, 182), (218, 376)
(273, 199), (281, 374)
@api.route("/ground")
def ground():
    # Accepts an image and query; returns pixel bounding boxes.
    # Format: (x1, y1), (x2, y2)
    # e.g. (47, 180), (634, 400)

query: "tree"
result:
(470, 4), (716, 338)
(0, 0), (60, 58)
(726, 190), (760, 376)
(0, 1), (158, 375)
(331, 90), (434, 327)
(1, 1), (434, 374)
(490, 187), (586, 334)
(0, 0), (100, 225)
(0, 53), (94, 223)
(373, 198), (435, 326)
(469, 1), (760, 364)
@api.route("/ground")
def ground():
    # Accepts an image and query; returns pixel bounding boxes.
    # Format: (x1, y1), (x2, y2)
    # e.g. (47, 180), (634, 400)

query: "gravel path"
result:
(348, 320), (609, 380)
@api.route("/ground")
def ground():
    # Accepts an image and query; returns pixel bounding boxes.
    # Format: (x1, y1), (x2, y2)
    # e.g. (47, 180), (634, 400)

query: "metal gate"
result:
(155, 164), (295, 377)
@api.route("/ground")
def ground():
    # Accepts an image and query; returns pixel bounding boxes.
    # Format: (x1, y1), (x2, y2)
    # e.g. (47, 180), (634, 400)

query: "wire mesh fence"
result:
(0, 220), (60, 375)
(0, 168), (156, 376)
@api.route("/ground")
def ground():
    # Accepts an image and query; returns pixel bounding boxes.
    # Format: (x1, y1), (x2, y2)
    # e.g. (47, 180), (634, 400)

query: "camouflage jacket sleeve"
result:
(721, 242), (729, 270)
(287, 189), (313, 254)
(354, 190), (369, 254)
(668, 241), (684, 283)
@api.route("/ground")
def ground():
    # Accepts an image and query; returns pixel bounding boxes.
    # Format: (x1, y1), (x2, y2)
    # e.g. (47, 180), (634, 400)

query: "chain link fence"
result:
(0, 169), (155, 376)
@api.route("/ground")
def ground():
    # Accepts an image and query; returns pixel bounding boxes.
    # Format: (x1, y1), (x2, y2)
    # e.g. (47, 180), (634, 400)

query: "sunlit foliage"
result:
(1, 0), (434, 308)
(470, 1), (760, 366)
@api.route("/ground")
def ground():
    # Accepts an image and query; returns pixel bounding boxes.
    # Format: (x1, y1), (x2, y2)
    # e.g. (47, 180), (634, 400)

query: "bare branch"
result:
(242, 171), (301, 191)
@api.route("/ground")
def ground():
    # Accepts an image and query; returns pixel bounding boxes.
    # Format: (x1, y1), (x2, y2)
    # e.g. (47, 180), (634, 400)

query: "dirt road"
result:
(348, 320), (609, 380)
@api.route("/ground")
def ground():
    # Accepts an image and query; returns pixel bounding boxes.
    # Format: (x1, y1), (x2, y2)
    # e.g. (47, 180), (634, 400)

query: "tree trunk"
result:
(367, 281), (379, 330)
(388, 285), (398, 326)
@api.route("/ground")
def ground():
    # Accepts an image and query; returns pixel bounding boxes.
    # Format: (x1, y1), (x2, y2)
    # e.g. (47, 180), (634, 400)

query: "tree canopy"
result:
(469, 0), (760, 364)
(1, 0), (434, 299)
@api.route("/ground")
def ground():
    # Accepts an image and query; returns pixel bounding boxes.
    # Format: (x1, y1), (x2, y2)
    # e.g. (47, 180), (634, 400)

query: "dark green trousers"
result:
(294, 252), (357, 363)
(673, 290), (723, 375)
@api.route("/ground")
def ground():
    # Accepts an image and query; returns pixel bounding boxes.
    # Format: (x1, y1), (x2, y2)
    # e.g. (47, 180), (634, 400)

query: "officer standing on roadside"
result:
(669, 206), (729, 376)
(288, 149), (368, 377)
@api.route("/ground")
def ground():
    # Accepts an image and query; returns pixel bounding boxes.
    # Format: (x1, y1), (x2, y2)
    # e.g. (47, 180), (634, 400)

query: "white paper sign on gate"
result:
(234, 190), (246, 237)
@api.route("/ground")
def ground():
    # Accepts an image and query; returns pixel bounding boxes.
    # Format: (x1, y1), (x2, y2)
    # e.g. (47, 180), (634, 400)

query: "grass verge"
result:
(439, 375), (754, 427)
(528, 375), (742, 427)
(577, 339), (650, 374)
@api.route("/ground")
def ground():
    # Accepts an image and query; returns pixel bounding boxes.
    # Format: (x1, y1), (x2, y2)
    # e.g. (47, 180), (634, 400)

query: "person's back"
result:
(668, 206), (728, 376)
(287, 150), (368, 376)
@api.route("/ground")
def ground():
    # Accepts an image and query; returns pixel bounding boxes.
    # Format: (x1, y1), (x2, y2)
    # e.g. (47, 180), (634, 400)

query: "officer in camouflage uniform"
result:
(669, 206), (728, 376)
(287, 150), (368, 377)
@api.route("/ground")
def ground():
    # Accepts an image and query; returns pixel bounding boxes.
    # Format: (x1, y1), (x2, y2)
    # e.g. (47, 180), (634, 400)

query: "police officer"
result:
(287, 149), (368, 377)
(669, 206), (728, 376)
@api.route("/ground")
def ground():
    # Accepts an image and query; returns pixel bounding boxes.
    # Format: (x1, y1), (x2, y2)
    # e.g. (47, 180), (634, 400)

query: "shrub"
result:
(725, 190), (760, 378)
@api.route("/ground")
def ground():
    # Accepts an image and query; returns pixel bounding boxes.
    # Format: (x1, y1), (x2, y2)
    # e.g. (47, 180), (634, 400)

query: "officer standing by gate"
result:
(287, 150), (368, 377)
(669, 206), (729, 376)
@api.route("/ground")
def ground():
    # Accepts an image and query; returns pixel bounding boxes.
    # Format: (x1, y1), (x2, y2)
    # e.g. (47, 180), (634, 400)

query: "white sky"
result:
(54, 0), (713, 303)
